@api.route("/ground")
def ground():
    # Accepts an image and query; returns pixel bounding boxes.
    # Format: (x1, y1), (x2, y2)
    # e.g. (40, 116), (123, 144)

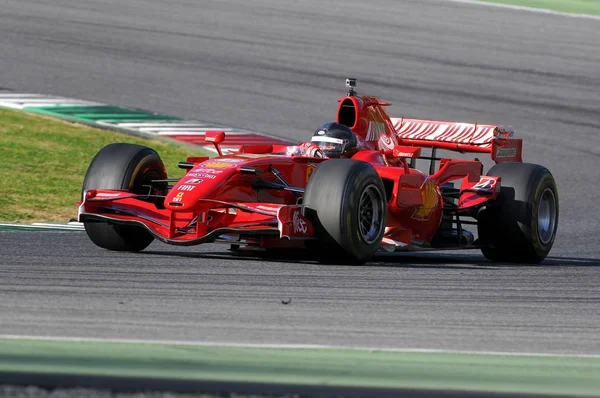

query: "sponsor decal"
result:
(216, 158), (245, 163)
(178, 185), (195, 192)
(187, 173), (216, 180)
(190, 169), (223, 174)
(200, 161), (235, 169)
(412, 180), (438, 220)
(292, 209), (307, 234)
(317, 130), (326, 135)
(171, 192), (184, 203)
(184, 178), (204, 184)
(471, 177), (497, 192)
(496, 147), (517, 158)
(493, 126), (514, 139)
(95, 192), (124, 198)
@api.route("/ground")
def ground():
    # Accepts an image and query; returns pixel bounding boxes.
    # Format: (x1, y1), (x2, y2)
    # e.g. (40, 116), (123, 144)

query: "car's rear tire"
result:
(302, 159), (386, 265)
(82, 143), (167, 252)
(477, 162), (558, 264)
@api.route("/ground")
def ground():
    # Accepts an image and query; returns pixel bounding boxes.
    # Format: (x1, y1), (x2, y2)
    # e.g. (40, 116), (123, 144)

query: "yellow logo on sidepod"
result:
(412, 180), (438, 220)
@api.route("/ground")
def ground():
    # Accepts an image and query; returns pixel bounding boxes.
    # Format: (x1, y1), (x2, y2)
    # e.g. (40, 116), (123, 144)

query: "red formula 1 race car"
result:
(78, 79), (558, 264)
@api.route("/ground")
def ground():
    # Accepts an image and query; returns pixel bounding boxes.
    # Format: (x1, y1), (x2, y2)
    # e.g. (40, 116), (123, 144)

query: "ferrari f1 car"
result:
(78, 79), (558, 264)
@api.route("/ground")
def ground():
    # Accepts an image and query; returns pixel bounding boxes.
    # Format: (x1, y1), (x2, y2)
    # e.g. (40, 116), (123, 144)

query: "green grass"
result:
(476, 0), (600, 15)
(1, 338), (600, 396)
(0, 108), (209, 223)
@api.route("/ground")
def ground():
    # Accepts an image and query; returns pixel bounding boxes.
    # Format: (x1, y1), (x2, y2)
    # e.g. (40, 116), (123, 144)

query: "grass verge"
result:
(0, 108), (210, 223)
(476, 0), (600, 16)
(0, 338), (599, 396)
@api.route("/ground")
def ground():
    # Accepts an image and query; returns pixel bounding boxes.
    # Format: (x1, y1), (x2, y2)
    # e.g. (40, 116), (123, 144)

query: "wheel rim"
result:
(357, 184), (384, 245)
(537, 188), (557, 245)
(133, 164), (166, 198)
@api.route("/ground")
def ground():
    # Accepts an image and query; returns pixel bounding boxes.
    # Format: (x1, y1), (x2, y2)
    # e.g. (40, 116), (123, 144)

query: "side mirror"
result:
(205, 130), (225, 156)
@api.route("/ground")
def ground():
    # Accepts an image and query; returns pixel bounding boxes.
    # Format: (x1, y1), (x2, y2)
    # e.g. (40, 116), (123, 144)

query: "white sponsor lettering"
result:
(191, 168), (223, 174)
(496, 147), (517, 158)
(216, 158), (245, 163)
(293, 210), (307, 234)
(178, 185), (195, 191)
(187, 173), (216, 180)
(96, 192), (123, 198)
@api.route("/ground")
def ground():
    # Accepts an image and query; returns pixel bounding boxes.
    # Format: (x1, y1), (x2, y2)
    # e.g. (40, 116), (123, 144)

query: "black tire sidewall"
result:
(479, 162), (558, 263)
(303, 159), (386, 263)
(82, 143), (166, 251)
(527, 172), (559, 257)
(82, 143), (166, 196)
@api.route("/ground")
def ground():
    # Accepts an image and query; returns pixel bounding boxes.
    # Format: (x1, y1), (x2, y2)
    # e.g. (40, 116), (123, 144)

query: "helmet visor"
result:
(311, 136), (346, 157)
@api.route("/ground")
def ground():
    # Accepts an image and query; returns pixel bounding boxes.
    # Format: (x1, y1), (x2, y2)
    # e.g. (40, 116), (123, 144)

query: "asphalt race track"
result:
(1, 231), (599, 355)
(1, 0), (600, 354)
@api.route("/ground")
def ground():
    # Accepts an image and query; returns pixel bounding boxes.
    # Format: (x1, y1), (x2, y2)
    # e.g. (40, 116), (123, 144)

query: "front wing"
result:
(78, 190), (314, 246)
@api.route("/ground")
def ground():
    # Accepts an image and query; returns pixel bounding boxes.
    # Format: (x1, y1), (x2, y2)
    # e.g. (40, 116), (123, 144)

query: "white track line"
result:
(0, 102), (25, 109)
(443, 0), (600, 21)
(138, 127), (233, 132)
(114, 123), (209, 127)
(157, 131), (249, 136)
(32, 223), (83, 229)
(1, 98), (92, 104)
(0, 94), (45, 98)
(1, 335), (598, 358)
(0, 223), (83, 230)
(20, 103), (102, 108)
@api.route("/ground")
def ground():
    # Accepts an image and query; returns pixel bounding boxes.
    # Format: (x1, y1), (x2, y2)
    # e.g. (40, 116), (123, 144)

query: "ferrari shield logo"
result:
(201, 161), (234, 169)
(412, 180), (438, 220)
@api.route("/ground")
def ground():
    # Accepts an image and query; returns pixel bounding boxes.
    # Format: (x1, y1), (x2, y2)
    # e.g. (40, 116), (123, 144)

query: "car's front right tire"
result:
(82, 143), (167, 252)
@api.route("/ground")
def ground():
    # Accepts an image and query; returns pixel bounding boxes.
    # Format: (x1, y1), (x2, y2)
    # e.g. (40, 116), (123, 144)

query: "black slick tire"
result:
(302, 159), (386, 265)
(477, 162), (559, 264)
(82, 143), (167, 252)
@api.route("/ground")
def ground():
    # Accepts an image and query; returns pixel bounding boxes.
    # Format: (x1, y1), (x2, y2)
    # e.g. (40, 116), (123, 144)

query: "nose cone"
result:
(164, 159), (241, 211)
(164, 179), (201, 210)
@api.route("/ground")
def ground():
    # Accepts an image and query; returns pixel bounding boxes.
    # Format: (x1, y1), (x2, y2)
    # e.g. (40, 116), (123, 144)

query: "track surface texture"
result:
(1, 232), (599, 354)
(1, 0), (599, 353)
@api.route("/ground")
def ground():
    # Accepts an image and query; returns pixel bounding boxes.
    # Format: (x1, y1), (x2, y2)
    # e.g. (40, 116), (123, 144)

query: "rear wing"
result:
(390, 118), (522, 163)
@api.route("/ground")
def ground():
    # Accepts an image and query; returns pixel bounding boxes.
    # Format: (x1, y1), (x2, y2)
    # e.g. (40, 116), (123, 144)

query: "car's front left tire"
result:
(477, 162), (559, 264)
(302, 159), (387, 265)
